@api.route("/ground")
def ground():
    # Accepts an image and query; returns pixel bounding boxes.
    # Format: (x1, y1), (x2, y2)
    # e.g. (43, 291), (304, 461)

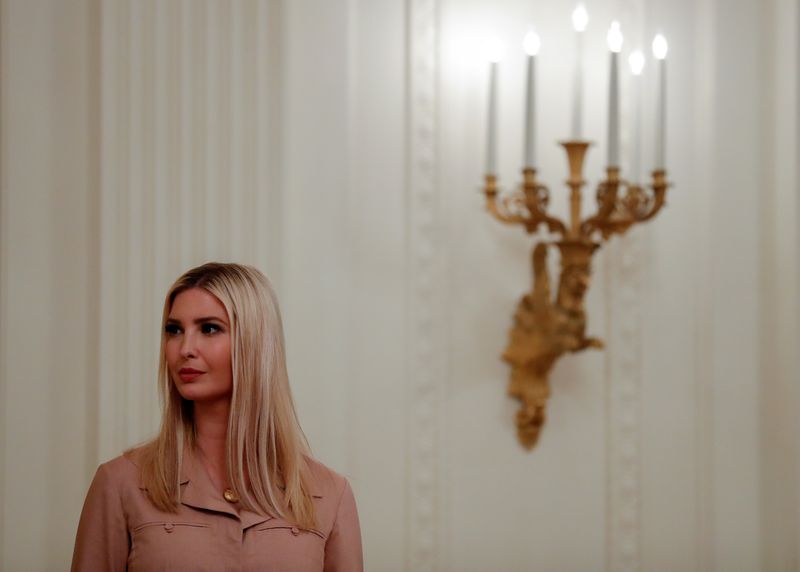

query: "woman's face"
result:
(165, 287), (233, 406)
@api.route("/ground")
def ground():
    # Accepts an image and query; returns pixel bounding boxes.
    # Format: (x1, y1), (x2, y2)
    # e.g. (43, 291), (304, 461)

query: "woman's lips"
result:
(178, 370), (205, 382)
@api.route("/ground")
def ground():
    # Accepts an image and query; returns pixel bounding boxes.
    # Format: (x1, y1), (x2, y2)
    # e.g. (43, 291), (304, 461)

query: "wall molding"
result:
(406, 0), (442, 570)
(605, 1), (646, 570)
(605, 231), (645, 572)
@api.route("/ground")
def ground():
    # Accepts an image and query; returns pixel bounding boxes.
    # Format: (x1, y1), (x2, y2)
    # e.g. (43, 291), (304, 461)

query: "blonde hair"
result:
(137, 262), (316, 528)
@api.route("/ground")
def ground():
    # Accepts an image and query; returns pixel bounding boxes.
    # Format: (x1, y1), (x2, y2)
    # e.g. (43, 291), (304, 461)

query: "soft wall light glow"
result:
(484, 36), (505, 63)
(607, 21), (623, 53)
(652, 34), (668, 59)
(572, 4), (589, 32)
(523, 31), (541, 56)
(628, 50), (645, 75)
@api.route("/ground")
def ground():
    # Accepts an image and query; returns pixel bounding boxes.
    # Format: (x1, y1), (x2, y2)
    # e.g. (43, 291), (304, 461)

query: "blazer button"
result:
(291, 526), (300, 536)
(164, 523), (175, 533)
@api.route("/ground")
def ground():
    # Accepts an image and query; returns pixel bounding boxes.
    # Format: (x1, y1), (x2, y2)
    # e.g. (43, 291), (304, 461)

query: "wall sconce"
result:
(484, 19), (671, 449)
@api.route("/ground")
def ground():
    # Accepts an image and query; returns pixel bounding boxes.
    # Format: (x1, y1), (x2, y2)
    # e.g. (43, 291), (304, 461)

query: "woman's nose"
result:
(179, 331), (198, 357)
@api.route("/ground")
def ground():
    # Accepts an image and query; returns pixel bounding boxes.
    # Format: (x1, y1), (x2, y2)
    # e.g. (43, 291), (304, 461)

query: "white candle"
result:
(628, 50), (646, 181)
(607, 21), (623, 167)
(571, 5), (588, 139)
(523, 31), (541, 169)
(486, 62), (498, 175)
(485, 37), (503, 175)
(652, 34), (668, 170)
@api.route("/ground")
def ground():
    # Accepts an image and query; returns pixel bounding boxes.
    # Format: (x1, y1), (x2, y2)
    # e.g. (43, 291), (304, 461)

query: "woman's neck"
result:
(193, 399), (231, 489)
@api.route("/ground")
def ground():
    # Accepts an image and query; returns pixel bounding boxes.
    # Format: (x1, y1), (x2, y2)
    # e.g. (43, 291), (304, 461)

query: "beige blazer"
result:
(71, 449), (363, 572)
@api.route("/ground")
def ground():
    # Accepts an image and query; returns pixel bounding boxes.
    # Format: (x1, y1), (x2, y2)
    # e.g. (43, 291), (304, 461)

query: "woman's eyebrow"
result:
(165, 316), (228, 325)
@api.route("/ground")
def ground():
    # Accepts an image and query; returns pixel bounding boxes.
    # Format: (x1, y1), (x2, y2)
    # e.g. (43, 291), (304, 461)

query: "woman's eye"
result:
(164, 324), (181, 336)
(202, 323), (221, 334)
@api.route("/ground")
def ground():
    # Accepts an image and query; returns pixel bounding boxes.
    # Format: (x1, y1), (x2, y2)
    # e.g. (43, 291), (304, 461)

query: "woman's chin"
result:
(176, 385), (231, 405)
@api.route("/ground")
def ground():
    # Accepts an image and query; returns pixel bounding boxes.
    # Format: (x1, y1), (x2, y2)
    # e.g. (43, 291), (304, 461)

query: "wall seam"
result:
(85, 0), (102, 478)
(407, 0), (440, 569)
(692, 0), (715, 568)
(0, 0), (7, 562)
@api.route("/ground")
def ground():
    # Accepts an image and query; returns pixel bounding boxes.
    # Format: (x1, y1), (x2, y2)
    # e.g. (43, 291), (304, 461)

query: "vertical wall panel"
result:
(689, 0), (715, 569)
(167, 0), (180, 275)
(0, 0), (55, 555)
(118, 0), (132, 448)
(408, 1), (443, 570)
(254, 0), (283, 283)
(1, 0), (98, 567)
(254, 0), (270, 273)
(178, 0), (193, 266)
(217, 4), (232, 261)
(129, 0), (144, 441)
(328, 0), (408, 567)
(141, 0), (155, 432)
(605, 2), (647, 569)
(152, 0), (170, 426)
(760, 0), (800, 569)
(231, 0), (244, 258)
(192, 2), (208, 267)
(605, 229), (646, 572)
(206, 0), (220, 259)
(97, 0), (285, 456)
(98, 0), (117, 460)
(709, 0), (762, 568)
(281, 0), (351, 473)
(242, 1), (258, 264)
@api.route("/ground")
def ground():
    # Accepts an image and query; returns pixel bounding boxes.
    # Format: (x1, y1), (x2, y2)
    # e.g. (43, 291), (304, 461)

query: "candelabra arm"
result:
(484, 173), (567, 235)
(484, 175), (528, 226)
(521, 169), (567, 236)
(580, 167), (621, 237)
(581, 169), (670, 240)
(633, 169), (669, 223)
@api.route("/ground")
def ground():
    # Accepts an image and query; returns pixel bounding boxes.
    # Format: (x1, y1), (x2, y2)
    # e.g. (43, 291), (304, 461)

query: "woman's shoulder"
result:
(302, 455), (353, 501)
(90, 446), (149, 488)
(301, 456), (361, 546)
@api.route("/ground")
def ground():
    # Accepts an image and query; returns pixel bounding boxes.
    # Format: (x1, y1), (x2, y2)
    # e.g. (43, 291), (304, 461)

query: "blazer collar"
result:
(177, 448), (322, 529)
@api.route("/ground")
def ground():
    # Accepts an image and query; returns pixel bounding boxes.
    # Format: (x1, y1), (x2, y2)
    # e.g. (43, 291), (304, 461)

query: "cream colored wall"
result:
(0, 0), (797, 571)
(93, 0), (287, 461)
(0, 1), (99, 569)
(759, 0), (800, 569)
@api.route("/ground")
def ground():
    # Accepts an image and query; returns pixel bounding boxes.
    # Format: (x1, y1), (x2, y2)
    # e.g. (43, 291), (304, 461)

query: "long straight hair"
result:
(137, 262), (316, 529)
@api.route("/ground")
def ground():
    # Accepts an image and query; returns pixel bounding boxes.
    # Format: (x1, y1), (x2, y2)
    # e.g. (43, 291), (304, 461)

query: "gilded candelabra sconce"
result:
(483, 15), (671, 449)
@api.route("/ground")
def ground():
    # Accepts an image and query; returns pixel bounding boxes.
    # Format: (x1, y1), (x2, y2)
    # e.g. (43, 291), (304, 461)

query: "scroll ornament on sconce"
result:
(484, 13), (671, 449)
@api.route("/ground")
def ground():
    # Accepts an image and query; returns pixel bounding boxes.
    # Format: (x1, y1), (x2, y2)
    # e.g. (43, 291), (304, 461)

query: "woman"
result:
(71, 262), (363, 571)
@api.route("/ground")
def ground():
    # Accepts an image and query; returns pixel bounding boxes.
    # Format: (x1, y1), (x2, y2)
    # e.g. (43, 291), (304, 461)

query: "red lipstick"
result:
(178, 367), (205, 382)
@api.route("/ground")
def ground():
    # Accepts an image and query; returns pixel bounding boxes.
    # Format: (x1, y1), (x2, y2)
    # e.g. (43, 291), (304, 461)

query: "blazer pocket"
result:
(132, 521), (210, 535)
(251, 521), (326, 570)
(256, 521), (326, 541)
(129, 521), (215, 571)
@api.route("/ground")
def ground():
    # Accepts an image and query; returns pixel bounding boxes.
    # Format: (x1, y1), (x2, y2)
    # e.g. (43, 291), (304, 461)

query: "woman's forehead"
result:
(168, 288), (229, 323)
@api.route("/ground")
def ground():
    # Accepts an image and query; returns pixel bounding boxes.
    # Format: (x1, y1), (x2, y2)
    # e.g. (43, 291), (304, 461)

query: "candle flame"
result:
(523, 31), (541, 56)
(484, 36), (505, 63)
(572, 5), (589, 32)
(628, 50), (645, 75)
(652, 34), (668, 60)
(607, 21), (623, 53)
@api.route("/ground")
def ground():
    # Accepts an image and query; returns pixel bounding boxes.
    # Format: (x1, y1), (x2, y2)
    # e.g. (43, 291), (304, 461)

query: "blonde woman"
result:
(71, 263), (362, 571)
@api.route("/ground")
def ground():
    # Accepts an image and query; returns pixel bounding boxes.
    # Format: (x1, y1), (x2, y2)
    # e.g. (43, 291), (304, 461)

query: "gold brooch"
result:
(223, 488), (239, 503)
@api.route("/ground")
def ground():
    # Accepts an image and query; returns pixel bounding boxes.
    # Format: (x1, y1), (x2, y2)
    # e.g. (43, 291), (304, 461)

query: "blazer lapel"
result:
(179, 449), (240, 519)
